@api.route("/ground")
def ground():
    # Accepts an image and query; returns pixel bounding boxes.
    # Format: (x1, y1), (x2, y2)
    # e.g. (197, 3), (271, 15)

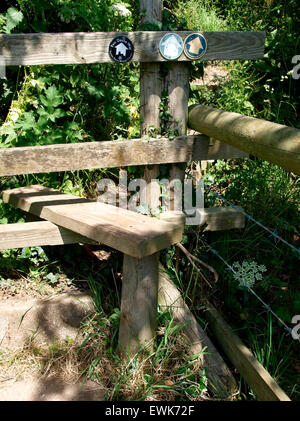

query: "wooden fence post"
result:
(164, 62), (190, 211)
(140, 0), (162, 212)
(119, 253), (159, 355)
(118, 0), (163, 355)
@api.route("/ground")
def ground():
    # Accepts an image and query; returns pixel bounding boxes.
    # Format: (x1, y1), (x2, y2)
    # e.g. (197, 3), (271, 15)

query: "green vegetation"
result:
(0, 0), (299, 401)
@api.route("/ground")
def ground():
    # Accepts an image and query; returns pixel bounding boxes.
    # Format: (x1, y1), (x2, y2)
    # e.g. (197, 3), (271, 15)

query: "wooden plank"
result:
(139, 0), (162, 212)
(203, 302), (291, 401)
(158, 264), (237, 397)
(197, 206), (245, 231)
(0, 31), (266, 66)
(0, 221), (92, 250)
(2, 185), (183, 258)
(160, 206), (245, 231)
(118, 253), (159, 354)
(0, 135), (247, 177)
(0, 206), (245, 253)
(189, 105), (300, 175)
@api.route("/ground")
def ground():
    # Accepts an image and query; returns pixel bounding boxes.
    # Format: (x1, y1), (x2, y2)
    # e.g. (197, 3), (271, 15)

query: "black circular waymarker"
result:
(109, 36), (134, 63)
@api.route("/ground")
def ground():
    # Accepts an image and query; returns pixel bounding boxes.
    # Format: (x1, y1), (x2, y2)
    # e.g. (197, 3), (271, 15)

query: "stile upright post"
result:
(118, 253), (159, 355)
(118, 0), (162, 356)
(139, 0), (162, 212)
(164, 62), (190, 211)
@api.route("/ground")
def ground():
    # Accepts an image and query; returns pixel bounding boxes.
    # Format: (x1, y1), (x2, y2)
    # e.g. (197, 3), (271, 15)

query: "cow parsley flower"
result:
(232, 260), (267, 289)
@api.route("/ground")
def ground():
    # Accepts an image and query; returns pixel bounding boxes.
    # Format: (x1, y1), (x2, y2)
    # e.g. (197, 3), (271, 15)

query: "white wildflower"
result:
(112, 4), (131, 17)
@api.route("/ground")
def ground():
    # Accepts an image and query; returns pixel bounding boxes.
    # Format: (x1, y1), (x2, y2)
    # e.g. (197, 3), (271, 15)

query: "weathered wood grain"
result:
(140, 0), (163, 212)
(139, 0), (162, 211)
(158, 265), (237, 398)
(165, 62), (190, 212)
(0, 206), (245, 253)
(203, 302), (291, 401)
(0, 135), (247, 177)
(0, 31), (265, 65)
(189, 105), (300, 175)
(160, 206), (245, 230)
(0, 221), (92, 250)
(2, 185), (183, 258)
(119, 253), (159, 354)
(197, 206), (245, 231)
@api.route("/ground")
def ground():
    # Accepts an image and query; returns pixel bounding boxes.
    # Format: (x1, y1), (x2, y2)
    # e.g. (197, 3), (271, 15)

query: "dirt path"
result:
(0, 378), (105, 401)
(0, 291), (105, 401)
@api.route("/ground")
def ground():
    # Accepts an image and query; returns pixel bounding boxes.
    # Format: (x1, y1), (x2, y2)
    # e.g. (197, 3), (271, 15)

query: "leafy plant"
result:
(232, 261), (267, 289)
(0, 7), (24, 33)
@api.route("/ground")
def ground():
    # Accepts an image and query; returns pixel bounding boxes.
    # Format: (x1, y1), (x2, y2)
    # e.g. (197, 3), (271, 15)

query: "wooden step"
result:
(2, 185), (183, 258)
(0, 221), (93, 250)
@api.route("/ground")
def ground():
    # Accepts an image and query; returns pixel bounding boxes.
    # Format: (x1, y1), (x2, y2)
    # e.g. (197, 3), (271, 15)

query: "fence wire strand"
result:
(207, 188), (300, 258)
(208, 246), (299, 343)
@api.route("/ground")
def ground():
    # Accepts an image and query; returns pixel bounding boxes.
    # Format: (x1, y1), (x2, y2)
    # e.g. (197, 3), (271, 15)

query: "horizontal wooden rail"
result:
(0, 221), (92, 250)
(0, 31), (265, 65)
(188, 105), (300, 175)
(203, 302), (291, 401)
(0, 136), (247, 177)
(160, 206), (245, 231)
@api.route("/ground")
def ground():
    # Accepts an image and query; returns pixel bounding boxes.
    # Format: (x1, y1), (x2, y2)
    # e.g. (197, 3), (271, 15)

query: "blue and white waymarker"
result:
(159, 33), (184, 60)
(184, 33), (207, 60)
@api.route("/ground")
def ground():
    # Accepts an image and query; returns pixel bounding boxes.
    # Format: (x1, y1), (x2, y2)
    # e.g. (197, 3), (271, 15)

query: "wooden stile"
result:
(0, 31), (265, 66)
(0, 4), (281, 397)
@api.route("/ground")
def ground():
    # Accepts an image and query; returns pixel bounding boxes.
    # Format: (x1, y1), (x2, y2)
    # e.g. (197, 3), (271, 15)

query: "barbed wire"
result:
(208, 246), (300, 343)
(206, 187), (300, 259)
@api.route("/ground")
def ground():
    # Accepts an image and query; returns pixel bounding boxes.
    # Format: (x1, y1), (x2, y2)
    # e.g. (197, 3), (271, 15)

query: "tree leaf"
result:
(4, 8), (24, 34)
(15, 112), (36, 131)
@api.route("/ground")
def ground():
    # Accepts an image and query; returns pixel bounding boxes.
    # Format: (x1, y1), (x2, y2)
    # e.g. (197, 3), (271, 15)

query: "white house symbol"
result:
(115, 43), (128, 56)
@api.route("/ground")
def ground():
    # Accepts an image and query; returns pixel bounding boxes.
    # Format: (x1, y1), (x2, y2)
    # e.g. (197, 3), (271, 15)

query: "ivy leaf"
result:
(4, 8), (24, 34)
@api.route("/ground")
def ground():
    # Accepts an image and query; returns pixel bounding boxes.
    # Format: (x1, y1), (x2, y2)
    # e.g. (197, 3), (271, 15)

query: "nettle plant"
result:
(232, 260), (267, 290)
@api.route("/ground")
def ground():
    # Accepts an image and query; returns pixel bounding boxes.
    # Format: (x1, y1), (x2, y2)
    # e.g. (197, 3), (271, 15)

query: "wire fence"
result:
(201, 184), (299, 342)
(206, 187), (300, 258)
(208, 245), (300, 343)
